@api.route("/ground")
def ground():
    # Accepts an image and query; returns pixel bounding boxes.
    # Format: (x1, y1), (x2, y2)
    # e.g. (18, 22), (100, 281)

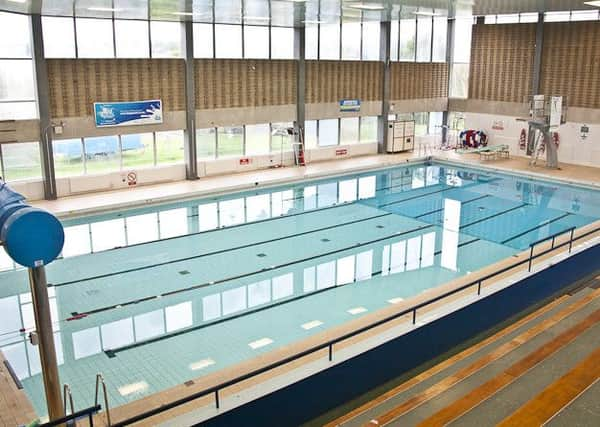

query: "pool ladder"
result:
(60, 373), (112, 426)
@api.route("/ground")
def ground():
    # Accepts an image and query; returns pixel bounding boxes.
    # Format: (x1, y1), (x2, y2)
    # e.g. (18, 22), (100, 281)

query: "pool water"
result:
(1, 161), (599, 417)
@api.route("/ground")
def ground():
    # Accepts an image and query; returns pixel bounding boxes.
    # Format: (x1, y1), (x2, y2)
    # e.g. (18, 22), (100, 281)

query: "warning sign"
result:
(126, 171), (137, 186)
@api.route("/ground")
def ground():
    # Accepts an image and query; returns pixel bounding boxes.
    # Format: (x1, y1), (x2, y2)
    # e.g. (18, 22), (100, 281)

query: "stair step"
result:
(326, 287), (594, 427)
(363, 287), (600, 426)
(546, 377), (600, 427)
(496, 346), (600, 427)
(415, 307), (600, 426)
(450, 324), (600, 426)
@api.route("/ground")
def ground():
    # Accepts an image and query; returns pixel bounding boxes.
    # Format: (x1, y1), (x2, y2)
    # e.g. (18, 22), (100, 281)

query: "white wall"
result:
(464, 111), (600, 167)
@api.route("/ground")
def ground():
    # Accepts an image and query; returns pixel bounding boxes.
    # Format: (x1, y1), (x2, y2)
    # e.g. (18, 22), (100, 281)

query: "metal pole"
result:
(379, 21), (391, 154)
(29, 265), (64, 421)
(183, 20), (199, 180)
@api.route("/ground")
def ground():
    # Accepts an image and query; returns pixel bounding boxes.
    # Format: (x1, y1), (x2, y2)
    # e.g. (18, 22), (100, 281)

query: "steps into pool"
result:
(325, 278), (600, 427)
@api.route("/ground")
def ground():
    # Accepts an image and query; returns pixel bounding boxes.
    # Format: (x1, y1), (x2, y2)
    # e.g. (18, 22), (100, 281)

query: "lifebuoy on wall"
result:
(519, 129), (527, 151)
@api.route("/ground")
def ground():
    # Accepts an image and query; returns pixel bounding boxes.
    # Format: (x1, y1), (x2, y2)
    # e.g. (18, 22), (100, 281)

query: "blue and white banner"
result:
(339, 99), (361, 112)
(94, 99), (163, 128)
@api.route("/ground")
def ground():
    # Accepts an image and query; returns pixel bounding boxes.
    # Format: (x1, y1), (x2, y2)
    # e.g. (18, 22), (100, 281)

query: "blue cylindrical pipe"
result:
(0, 181), (64, 267)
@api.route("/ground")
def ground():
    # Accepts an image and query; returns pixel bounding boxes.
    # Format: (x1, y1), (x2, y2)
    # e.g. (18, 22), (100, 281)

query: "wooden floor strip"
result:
(497, 347), (600, 427)
(417, 309), (600, 427)
(323, 295), (570, 427)
(364, 288), (600, 427)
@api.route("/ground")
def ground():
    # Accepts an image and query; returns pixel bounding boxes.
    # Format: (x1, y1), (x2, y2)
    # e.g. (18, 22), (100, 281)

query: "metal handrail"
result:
(38, 405), (101, 427)
(111, 224), (600, 426)
(95, 374), (112, 426)
(528, 226), (577, 272)
(63, 383), (75, 425)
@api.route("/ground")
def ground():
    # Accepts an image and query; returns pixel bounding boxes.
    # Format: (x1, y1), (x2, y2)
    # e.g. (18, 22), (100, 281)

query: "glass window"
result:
(244, 26), (269, 58)
(53, 138), (84, 177)
(305, 120), (317, 149)
(42, 17), (76, 58)
(362, 21), (380, 60)
(428, 112), (443, 134)
(1, 143), (42, 182)
(305, 25), (318, 59)
(360, 116), (378, 142)
(341, 22), (361, 60)
(432, 16), (447, 62)
(244, 123), (270, 156)
(319, 23), (340, 60)
(544, 11), (571, 22)
(570, 10), (599, 21)
(450, 63), (469, 98)
(115, 20), (149, 58)
(0, 12), (31, 58)
(76, 18), (114, 58)
(319, 119), (339, 147)
(0, 60), (36, 101)
(271, 122), (293, 152)
(453, 17), (473, 63)
(122, 133), (154, 169)
(390, 20), (399, 61)
(340, 117), (359, 144)
(215, 0), (242, 24)
(197, 128), (216, 159)
(217, 126), (244, 157)
(496, 14), (519, 24)
(271, 27), (294, 59)
(399, 18), (416, 61)
(156, 130), (184, 165)
(215, 24), (242, 58)
(83, 136), (120, 174)
(414, 112), (429, 136)
(484, 15), (496, 25)
(519, 13), (539, 23)
(151, 21), (183, 58)
(0, 102), (37, 120)
(194, 23), (214, 58)
(416, 15), (432, 62)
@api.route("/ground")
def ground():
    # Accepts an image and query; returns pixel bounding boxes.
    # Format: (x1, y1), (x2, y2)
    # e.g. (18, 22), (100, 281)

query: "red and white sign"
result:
(126, 171), (137, 186)
(336, 149), (348, 156)
(492, 120), (504, 131)
(239, 158), (251, 165)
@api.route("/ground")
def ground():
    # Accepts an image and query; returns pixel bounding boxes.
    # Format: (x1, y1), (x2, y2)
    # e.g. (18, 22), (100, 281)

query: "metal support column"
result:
(442, 17), (455, 146)
(183, 20), (198, 180)
(379, 21), (391, 154)
(294, 26), (306, 146)
(29, 265), (64, 421)
(531, 13), (544, 96)
(31, 15), (57, 200)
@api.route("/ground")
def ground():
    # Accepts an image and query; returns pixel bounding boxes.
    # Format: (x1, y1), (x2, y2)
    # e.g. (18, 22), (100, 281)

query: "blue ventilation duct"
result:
(0, 181), (64, 268)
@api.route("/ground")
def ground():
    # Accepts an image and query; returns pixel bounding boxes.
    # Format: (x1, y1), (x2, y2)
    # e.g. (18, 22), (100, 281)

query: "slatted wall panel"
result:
(469, 23), (536, 102)
(540, 22), (600, 109)
(47, 59), (185, 118)
(389, 62), (448, 100)
(305, 61), (383, 103)
(195, 59), (296, 109)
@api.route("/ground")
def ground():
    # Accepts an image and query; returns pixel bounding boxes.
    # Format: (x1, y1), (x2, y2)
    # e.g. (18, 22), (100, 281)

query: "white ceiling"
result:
(0, 0), (597, 25)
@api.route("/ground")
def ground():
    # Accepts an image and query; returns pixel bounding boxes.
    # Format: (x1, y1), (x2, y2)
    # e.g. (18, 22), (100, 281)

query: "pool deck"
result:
(32, 150), (600, 218)
(10, 151), (600, 425)
(0, 350), (37, 426)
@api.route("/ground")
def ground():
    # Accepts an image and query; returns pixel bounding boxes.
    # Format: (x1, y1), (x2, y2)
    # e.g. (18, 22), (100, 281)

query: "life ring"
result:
(519, 129), (527, 151)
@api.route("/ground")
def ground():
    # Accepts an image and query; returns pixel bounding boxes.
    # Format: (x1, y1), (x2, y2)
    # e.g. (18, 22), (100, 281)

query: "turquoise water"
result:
(1, 161), (599, 417)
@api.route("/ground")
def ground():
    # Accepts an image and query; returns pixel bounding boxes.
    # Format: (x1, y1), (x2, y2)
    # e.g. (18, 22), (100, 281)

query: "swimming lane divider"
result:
(72, 223), (438, 319)
(53, 212), (395, 287)
(500, 213), (573, 245)
(104, 238), (481, 357)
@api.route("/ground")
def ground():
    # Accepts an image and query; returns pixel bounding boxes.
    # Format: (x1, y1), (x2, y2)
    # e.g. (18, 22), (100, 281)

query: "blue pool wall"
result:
(199, 242), (600, 427)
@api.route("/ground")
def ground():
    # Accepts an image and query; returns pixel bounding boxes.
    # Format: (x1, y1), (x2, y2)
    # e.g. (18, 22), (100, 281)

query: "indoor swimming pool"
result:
(1, 161), (600, 417)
